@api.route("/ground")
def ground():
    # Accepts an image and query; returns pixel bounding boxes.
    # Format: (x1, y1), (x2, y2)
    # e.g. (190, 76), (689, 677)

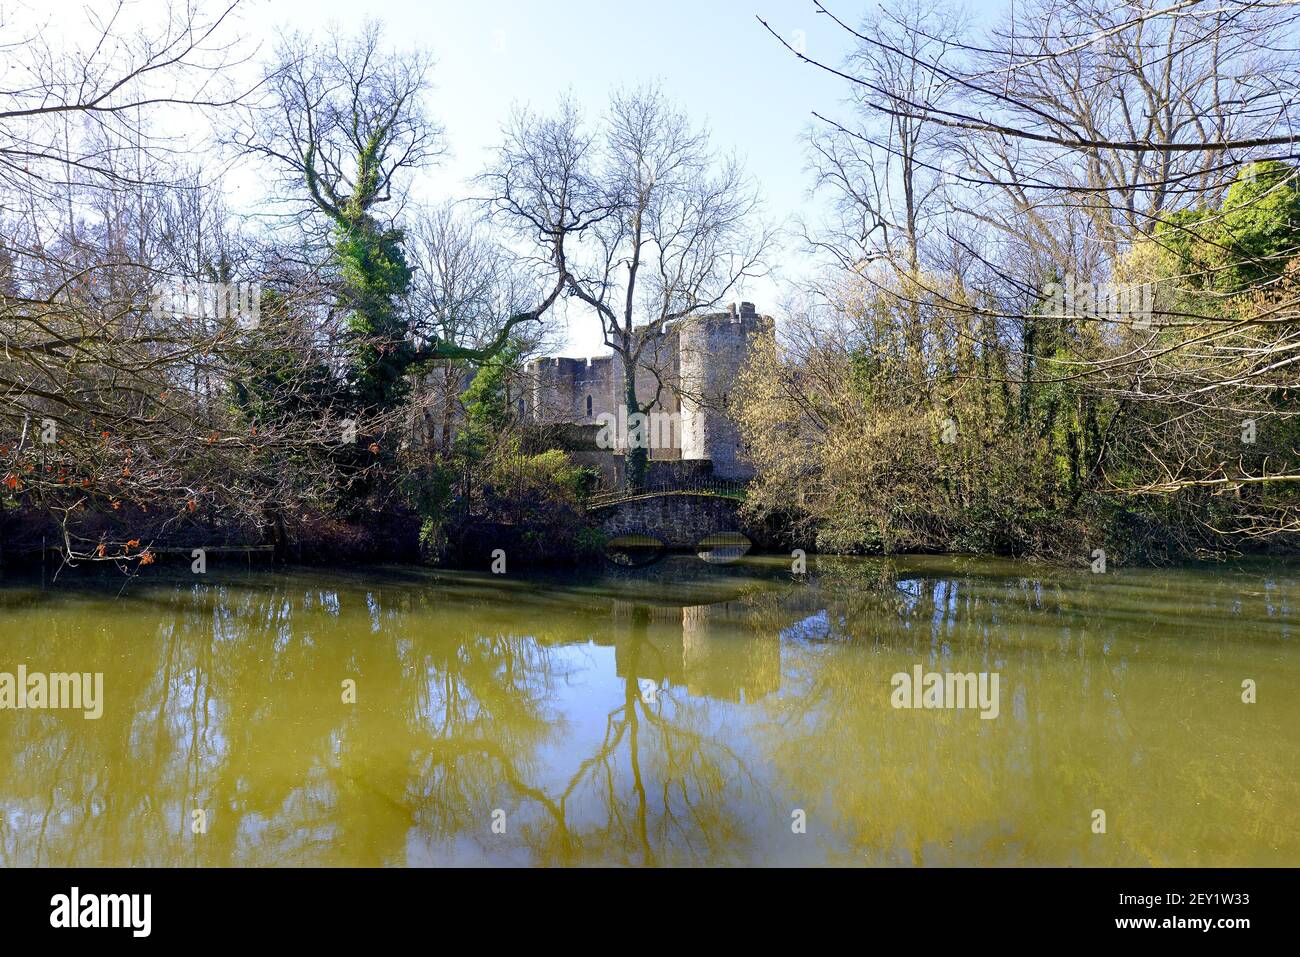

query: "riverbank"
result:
(4, 492), (1299, 577)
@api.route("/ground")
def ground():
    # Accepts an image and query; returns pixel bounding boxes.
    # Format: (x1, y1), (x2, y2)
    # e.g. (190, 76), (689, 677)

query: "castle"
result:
(523, 302), (771, 482)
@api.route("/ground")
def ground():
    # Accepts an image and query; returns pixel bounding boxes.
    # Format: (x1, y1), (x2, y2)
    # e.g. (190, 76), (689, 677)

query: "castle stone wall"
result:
(678, 303), (770, 479)
(523, 303), (770, 478)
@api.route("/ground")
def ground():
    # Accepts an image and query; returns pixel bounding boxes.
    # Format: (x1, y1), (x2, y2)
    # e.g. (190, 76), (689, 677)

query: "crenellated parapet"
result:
(676, 302), (771, 478)
(522, 303), (772, 479)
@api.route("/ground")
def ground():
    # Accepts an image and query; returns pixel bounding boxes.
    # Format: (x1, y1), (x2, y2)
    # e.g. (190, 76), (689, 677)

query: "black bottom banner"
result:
(0, 866), (1286, 944)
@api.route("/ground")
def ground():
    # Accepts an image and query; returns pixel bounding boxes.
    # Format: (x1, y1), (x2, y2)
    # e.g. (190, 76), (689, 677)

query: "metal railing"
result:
(587, 479), (748, 508)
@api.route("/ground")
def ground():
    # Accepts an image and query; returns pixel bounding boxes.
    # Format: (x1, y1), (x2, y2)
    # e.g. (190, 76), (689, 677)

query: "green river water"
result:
(0, 554), (1296, 866)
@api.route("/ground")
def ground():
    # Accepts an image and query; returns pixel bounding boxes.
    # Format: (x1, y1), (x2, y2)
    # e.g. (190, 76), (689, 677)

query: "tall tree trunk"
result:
(623, 368), (647, 490)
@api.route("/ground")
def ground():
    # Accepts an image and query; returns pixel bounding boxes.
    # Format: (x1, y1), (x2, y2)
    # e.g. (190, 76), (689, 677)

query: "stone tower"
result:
(678, 302), (771, 480)
(519, 302), (770, 482)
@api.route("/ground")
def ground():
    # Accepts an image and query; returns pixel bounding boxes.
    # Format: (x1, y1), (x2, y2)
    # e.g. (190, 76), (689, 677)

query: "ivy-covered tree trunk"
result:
(623, 366), (648, 490)
(334, 212), (416, 414)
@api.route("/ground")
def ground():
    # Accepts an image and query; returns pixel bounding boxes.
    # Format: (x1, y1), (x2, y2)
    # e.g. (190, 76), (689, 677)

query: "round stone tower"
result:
(678, 302), (769, 479)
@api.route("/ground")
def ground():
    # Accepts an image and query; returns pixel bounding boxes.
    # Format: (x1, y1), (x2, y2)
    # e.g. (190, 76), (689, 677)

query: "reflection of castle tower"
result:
(522, 303), (772, 480)
(681, 601), (779, 702)
(607, 598), (780, 703)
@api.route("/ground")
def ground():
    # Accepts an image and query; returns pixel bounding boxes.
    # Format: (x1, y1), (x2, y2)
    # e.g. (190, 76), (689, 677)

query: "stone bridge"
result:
(588, 487), (752, 549)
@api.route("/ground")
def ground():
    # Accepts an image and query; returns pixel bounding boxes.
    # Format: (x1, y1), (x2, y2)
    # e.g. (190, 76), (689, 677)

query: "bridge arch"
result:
(589, 489), (751, 550)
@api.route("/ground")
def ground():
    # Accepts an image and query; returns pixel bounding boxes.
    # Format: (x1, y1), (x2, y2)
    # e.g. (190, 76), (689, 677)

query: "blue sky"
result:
(231, 0), (852, 207)
(227, 0), (870, 353)
(30, 0), (988, 354)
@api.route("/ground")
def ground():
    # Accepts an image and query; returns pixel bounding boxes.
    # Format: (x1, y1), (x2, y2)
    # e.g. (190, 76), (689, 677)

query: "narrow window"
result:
(586, 394), (593, 416)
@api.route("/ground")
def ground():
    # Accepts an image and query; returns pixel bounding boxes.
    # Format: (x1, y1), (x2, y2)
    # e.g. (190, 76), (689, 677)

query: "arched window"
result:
(518, 399), (525, 417)
(586, 394), (593, 416)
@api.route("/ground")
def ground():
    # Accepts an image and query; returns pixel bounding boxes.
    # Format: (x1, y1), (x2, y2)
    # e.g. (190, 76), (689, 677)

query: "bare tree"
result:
(759, 0), (1300, 549)
(803, 0), (967, 275)
(0, 0), (287, 566)
(484, 86), (773, 487)
(235, 21), (561, 395)
(405, 202), (552, 460)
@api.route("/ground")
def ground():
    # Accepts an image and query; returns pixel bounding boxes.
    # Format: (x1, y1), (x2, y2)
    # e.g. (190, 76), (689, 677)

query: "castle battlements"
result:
(524, 303), (771, 373)
(522, 303), (771, 479)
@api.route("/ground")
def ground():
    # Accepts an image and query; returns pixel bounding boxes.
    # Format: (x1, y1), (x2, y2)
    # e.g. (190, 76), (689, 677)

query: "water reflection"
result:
(607, 600), (779, 702)
(0, 555), (1296, 866)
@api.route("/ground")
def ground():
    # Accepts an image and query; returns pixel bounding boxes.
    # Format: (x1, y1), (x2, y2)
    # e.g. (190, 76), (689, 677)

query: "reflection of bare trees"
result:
(517, 606), (773, 866)
(0, 576), (563, 865)
(755, 557), (1300, 865)
(2, 557), (1294, 866)
(0, 565), (786, 866)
